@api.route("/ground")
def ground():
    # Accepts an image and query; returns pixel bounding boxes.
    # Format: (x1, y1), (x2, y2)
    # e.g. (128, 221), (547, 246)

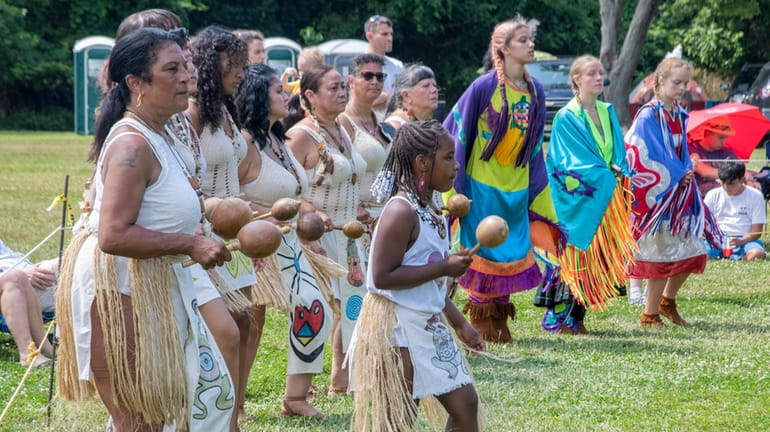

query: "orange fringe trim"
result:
(558, 178), (638, 311)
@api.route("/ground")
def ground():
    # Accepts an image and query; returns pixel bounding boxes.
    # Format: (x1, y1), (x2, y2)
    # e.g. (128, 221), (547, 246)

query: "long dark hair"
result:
(234, 64), (287, 149)
(89, 28), (183, 163)
(192, 26), (248, 131)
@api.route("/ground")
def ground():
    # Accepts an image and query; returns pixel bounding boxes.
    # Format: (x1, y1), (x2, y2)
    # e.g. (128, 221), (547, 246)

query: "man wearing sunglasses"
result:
(365, 15), (404, 113)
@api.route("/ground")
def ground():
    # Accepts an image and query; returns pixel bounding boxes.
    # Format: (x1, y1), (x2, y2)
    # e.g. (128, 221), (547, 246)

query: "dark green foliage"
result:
(2, 0), (770, 129)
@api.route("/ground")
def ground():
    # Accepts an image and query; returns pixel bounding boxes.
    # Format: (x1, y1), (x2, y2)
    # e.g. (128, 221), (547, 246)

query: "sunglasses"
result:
(358, 72), (387, 82)
(368, 15), (382, 22)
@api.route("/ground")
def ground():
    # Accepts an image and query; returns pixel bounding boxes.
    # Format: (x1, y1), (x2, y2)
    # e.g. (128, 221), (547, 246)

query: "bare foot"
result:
(237, 408), (254, 422)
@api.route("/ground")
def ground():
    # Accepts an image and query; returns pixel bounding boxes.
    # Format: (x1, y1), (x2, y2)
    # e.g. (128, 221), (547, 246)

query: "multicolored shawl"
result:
(625, 100), (722, 248)
(548, 99), (630, 249)
(443, 71), (564, 299)
(547, 99), (636, 309)
(444, 70), (546, 195)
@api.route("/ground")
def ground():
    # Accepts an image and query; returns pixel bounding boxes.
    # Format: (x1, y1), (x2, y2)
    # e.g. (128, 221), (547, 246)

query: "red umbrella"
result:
(686, 102), (770, 160)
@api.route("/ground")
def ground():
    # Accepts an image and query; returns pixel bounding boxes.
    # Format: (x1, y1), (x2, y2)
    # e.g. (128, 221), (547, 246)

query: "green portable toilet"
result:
(73, 36), (114, 135)
(264, 37), (301, 76)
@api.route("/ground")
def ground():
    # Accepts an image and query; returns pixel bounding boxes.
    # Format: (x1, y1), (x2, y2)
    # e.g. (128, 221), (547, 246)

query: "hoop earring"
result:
(417, 174), (426, 192)
(136, 93), (143, 108)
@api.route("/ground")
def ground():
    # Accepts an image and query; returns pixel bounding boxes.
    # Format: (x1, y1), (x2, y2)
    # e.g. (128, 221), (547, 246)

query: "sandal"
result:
(327, 386), (347, 397)
(280, 396), (325, 420)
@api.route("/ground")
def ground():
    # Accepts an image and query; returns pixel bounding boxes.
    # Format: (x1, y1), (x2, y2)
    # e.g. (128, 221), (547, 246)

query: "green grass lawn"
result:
(1, 132), (769, 431)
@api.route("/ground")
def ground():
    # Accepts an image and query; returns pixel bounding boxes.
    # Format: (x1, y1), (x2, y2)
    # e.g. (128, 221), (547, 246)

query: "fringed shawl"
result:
(547, 99), (630, 250)
(625, 101), (722, 248)
(443, 70), (546, 196)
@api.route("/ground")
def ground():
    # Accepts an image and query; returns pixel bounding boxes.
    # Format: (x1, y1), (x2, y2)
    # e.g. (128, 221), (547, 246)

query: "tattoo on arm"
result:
(116, 148), (139, 167)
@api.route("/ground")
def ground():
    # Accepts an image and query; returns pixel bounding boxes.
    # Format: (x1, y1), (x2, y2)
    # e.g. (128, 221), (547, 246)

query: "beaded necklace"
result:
(125, 110), (205, 222)
(312, 115), (358, 185)
(266, 133), (303, 196)
(166, 112), (203, 182)
(348, 110), (387, 147)
(405, 191), (446, 239)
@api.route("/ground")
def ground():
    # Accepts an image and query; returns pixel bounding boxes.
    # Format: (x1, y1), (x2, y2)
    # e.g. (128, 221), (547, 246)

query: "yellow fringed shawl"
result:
(558, 178), (638, 311)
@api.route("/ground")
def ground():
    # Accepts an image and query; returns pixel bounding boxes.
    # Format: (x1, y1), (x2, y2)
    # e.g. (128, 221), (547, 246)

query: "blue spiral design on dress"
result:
(346, 294), (363, 321)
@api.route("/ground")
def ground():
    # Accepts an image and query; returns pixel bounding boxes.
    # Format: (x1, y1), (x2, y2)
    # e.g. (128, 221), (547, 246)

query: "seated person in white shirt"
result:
(0, 239), (57, 367)
(704, 163), (767, 261)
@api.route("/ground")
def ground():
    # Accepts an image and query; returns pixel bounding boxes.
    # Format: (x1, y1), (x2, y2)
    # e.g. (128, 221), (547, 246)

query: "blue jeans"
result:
(707, 239), (765, 260)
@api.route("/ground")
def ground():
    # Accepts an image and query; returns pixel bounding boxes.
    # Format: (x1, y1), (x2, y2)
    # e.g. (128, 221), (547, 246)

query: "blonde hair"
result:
(653, 57), (692, 99)
(569, 55), (603, 103)
(298, 47), (323, 70)
(489, 15), (539, 86)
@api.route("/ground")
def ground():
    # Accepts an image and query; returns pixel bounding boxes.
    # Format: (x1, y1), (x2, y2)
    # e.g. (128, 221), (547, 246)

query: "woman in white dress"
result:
(339, 54), (395, 264)
(236, 63), (332, 419)
(56, 28), (234, 431)
(286, 65), (367, 394)
(187, 26), (259, 423)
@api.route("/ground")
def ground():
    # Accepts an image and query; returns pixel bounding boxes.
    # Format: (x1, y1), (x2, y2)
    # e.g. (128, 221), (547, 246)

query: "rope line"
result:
(0, 319), (56, 425)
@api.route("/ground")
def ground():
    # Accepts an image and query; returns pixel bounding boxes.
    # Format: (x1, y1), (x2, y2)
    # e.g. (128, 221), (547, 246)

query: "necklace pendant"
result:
(438, 222), (447, 239)
(295, 184), (302, 196)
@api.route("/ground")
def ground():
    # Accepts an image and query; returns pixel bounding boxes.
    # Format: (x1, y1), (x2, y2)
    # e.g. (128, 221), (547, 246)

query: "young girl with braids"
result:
(286, 64), (367, 394)
(349, 120), (484, 432)
(625, 57), (721, 327)
(188, 26), (258, 424)
(537, 55), (636, 334)
(443, 16), (564, 343)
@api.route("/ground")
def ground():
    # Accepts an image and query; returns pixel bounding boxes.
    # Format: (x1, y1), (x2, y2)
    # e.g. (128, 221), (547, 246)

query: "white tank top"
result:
(289, 124), (367, 224)
(240, 143), (308, 209)
(367, 196), (449, 313)
(340, 113), (391, 208)
(88, 117), (202, 238)
(199, 107), (247, 198)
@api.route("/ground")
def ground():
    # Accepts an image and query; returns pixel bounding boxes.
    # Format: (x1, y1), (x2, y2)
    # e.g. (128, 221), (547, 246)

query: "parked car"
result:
(728, 62), (764, 103)
(527, 58), (573, 141)
(743, 61), (770, 121)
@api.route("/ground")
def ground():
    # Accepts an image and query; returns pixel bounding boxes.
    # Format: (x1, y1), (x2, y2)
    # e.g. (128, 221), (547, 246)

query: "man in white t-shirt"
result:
(365, 15), (404, 113)
(704, 163), (767, 261)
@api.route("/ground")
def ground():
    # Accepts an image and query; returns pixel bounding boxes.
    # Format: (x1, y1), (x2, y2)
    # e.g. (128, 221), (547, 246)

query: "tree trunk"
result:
(601, 0), (662, 127)
(599, 0), (622, 72)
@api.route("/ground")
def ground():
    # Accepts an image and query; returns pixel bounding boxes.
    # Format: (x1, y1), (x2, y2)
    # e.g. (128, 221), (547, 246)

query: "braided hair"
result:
(371, 120), (447, 204)
(192, 26), (248, 131)
(483, 15), (539, 164)
(569, 55), (603, 105)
